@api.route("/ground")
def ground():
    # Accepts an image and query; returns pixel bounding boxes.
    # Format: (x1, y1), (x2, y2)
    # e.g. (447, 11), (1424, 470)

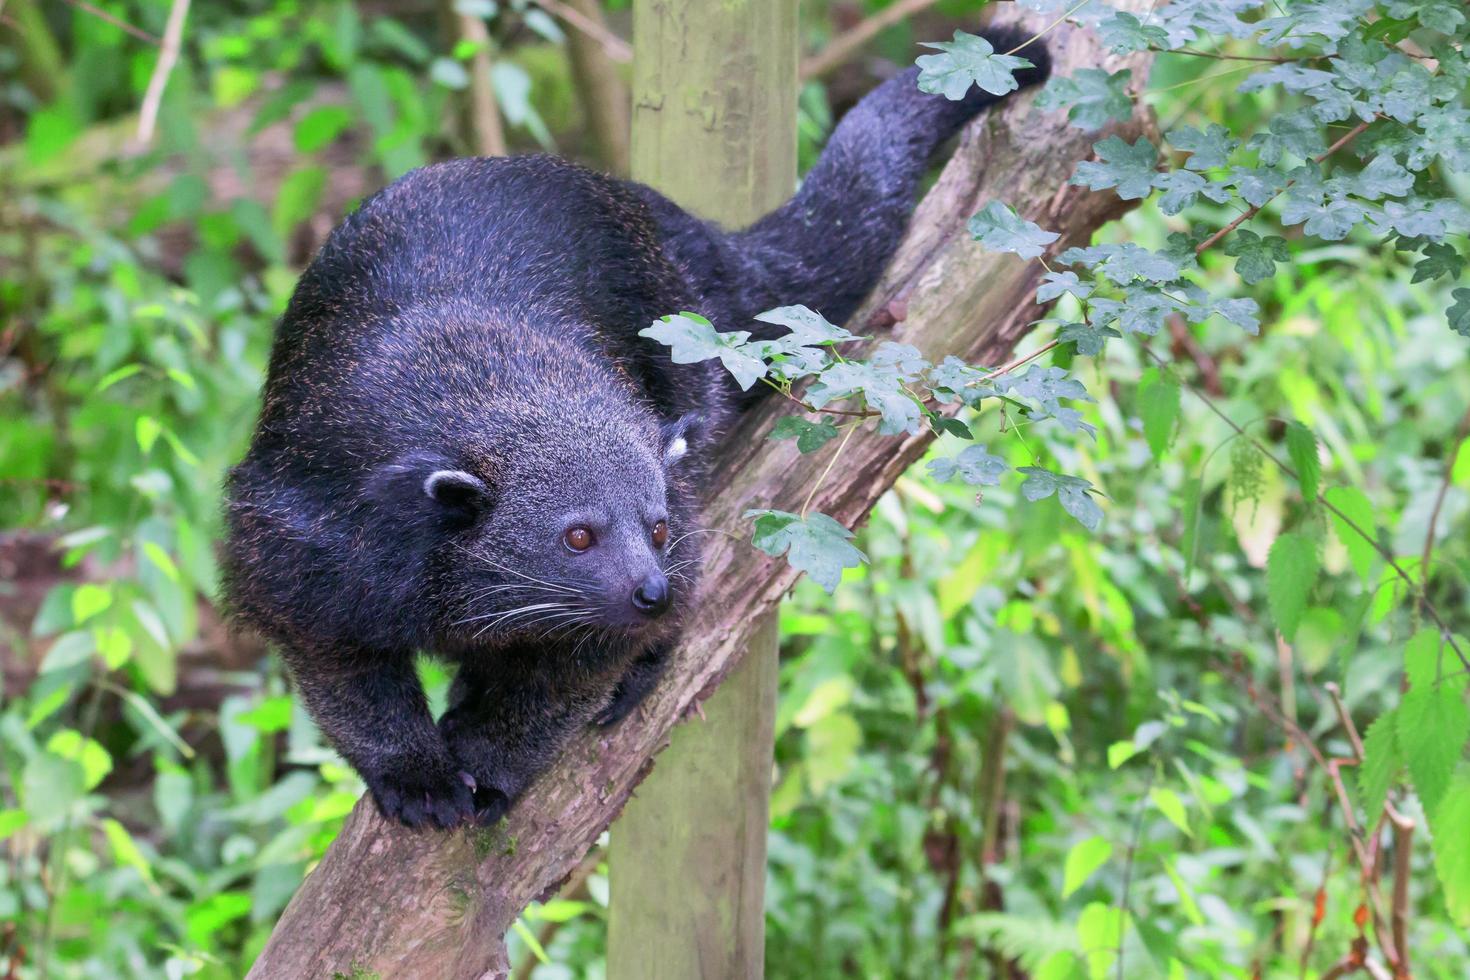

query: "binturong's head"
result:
(383, 408), (707, 653)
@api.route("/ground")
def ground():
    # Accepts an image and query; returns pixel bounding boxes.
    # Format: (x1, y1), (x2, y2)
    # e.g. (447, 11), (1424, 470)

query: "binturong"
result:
(222, 31), (1049, 829)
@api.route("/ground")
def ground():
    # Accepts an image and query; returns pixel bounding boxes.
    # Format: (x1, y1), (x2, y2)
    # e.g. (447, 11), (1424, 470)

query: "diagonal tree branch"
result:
(245, 8), (1158, 978)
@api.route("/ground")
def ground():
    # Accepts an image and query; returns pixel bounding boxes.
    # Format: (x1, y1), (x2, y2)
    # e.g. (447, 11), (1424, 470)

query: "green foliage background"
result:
(1, 0), (1468, 978)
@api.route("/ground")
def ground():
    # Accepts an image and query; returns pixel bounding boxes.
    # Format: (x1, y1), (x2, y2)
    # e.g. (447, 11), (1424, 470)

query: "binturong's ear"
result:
(365, 452), (493, 527)
(660, 412), (708, 467)
(423, 468), (492, 522)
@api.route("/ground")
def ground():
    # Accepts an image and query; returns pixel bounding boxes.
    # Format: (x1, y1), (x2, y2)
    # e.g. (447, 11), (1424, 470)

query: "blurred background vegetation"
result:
(1, 0), (1468, 977)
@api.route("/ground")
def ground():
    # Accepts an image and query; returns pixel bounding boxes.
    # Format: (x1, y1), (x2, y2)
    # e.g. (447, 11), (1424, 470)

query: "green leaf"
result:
(21, 752), (85, 826)
(770, 416), (840, 453)
(136, 415), (162, 454)
(1137, 368), (1180, 460)
(1167, 124), (1240, 170)
(1266, 532), (1319, 640)
(745, 510), (867, 594)
(1400, 689), (1468, 816)
(25, 104), (81, 166)
(927, 445), (1009, 486)
(1432, 773), (1470, 926)
(0, 809), (28, 841)
(1036, 68), (1133, 130)
(71, 583), (113, 624)
(968, 202), (1059, 260)
(1450, 288), (1470, 338)
(1353, 155), (1414, 200)
(1018, 467), (1104, 531)
(915, 31), (1034, 99)
(272, 166), (328, 240)
(810, 354), (926, 437)
(1285, 422), (1320, 501)
(1414, 243), (1464, 283)
(1280, 192), (1365, 241)
(102, 818), (156, 885)
(1223, 230), (1291, 284)
(40, 630), (94, 675)
(1107, 741), (1138, 769)
(293, 105), (354, 153)
(639, 313), (768, 391)
(1096, 11), (1169, 53)
(1062, 837), (1113, 898)
(753, 305), (856, 346)
(1323, 486), (1376, 581)
(1152, 169), (1229, 216)
(46, 729), (112, 790)
(1150, 787), (1192, 837)
(1071, 136), (1159, 201)
(1405, 628), (1447, 692)
(96, 364), (144, 392)
(1357, 709), (1402, 820)
(185, 892), (253, 948)
(430, 56), (470, 89)
(1037, 271), (1093, 303)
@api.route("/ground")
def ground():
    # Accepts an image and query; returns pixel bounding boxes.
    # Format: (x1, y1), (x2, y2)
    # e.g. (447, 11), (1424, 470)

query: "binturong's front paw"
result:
(440, 725), (517, 826)
(364, 758), (477, 830)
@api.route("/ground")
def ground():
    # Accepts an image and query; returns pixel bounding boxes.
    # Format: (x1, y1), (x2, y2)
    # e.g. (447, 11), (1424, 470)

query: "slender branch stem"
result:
(800, 0), (941, 81)
(1421, 402), (1470, 588)
(135, 0), (190, 146)
(801, 423), (858, 519)
(536, 0), (632, 62)
(1169, 47), (1289, 63)
(60, 0), (158, 44)
(1115, 767), (1155, 980)
(1195, 118), (1372, 255)
(1006, 0), (1093, 57)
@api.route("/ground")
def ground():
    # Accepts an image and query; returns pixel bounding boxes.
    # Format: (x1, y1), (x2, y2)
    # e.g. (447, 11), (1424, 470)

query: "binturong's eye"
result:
(564, 526), (595, 552)
(651, 520), (669, 548)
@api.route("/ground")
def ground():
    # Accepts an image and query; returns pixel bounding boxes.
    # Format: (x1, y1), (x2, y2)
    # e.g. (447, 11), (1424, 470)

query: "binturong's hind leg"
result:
(439, 655), (604, 825)
(594, 644), (671, 727)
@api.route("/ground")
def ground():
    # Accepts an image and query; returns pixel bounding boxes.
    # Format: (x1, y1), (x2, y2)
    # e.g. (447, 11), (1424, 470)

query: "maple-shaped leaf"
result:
(927, 444), (1009, 486)
(1072, 136), (1160, 201)
(639, 312), (767, 390)
(1036, 68), (1134, 130)
(1167, 124), (1240, 170)
(1017, 467), (1104, 531)
(968, 202), (1060, 260)
(1223, 230), (1292, 284)
(916, 31), (1035, 99)
(746, 509), (866, 593)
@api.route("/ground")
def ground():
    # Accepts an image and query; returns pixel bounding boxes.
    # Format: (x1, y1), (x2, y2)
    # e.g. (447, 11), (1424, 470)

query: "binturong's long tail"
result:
(726, 28), (1050, 330)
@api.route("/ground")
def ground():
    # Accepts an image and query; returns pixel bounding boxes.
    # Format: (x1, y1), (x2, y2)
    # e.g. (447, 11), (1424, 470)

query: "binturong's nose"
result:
(631, 572), (671, 618)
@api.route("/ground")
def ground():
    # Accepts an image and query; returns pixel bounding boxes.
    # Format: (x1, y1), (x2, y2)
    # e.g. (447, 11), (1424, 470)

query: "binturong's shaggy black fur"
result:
(223, 33), (1049, 830)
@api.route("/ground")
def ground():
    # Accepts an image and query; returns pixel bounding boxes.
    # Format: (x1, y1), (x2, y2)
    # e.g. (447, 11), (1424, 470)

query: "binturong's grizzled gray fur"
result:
(222, 33), (1050, 829)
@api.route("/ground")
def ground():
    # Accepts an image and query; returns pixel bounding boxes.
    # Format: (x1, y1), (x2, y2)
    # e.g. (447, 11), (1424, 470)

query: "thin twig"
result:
(1421, 402), (1470, 588)
(1169, 46), (1288, 63)
(1195, 118), (1372, 254)
(1005, 0), (1093, 57)
(135, 0), (190, 146)
(1385, 803), (1414, 978)
(801, 423), (857, 518)
(800, 0), (942, 81)
(1115, 768), (1155, 980)
(457, 10), (508, 157)
(536, 0), (631, 63)
(60, 0), (158, 44)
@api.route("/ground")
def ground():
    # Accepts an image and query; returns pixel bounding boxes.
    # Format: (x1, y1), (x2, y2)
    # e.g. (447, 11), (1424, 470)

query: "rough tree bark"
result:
(245, 5), (1157, 977)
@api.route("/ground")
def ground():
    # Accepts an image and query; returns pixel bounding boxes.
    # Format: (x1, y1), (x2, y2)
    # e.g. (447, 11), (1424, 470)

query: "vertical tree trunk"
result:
(607, 4), (796, 974)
